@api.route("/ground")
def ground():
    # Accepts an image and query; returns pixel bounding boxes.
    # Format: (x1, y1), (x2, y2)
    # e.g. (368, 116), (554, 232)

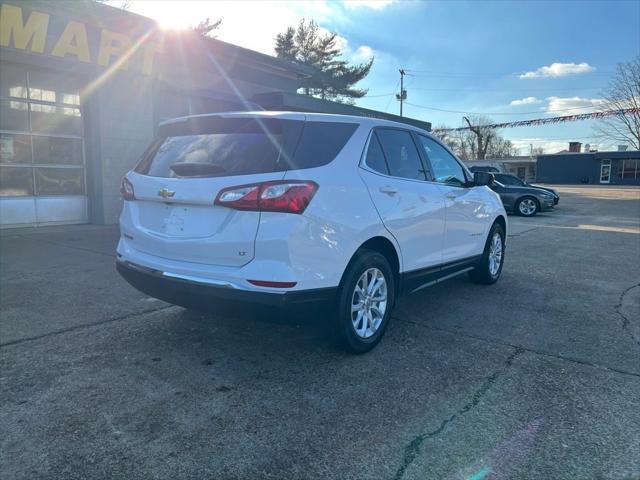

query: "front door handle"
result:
(379, 186), (398, 195)
(446, 192), (457, 200)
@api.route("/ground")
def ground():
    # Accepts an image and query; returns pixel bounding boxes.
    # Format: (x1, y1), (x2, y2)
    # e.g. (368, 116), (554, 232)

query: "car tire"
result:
(334, 250), (395, 354)
(469, 222), (505, 285)
(515, 196), (539, 217)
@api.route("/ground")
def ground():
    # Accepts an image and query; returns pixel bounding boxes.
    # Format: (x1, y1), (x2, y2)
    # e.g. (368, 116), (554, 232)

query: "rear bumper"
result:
(116, 260), (337, 311)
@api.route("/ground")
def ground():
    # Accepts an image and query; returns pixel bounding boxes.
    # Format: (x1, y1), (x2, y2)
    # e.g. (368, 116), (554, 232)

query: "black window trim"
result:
(417, 133), (472, 188)
(360, 126), (434, 183)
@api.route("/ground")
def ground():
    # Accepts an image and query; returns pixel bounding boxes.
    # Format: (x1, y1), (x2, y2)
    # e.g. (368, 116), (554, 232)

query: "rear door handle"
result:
(446, 192), (457, 200)
(379, 186), (399, 195)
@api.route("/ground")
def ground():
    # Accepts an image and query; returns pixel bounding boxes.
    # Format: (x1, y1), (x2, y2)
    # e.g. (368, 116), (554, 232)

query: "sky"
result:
(122, 0), (640, 155)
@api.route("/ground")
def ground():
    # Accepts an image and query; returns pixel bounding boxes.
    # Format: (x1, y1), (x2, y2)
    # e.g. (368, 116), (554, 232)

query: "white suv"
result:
(117, 112), (507, 353)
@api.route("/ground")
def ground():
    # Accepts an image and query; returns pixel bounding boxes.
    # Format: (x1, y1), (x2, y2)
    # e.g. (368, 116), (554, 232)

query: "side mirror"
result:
(474, 171), (495, 186)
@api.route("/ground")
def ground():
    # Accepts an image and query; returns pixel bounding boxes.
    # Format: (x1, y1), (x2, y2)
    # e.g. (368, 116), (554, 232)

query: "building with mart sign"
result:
(0, 1), (430, 228)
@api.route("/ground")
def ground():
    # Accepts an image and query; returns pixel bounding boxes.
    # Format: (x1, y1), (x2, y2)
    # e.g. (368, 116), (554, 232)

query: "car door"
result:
(358, 128), (446, 273)
(416, 134), (488, 262)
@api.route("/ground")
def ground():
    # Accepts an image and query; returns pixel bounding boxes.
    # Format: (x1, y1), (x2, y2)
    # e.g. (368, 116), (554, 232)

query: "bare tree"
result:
(192, 17), (222, 38)
(486, 137), (518, 159)
(462, 116), (497, 159)
(432, 124), (458, 151)
(434, 119), (519, 159)
(594, 56), (640, 149)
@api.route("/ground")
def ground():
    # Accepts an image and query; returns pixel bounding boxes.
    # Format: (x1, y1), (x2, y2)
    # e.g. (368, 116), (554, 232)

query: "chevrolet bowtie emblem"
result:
(158, 188), (175, 199)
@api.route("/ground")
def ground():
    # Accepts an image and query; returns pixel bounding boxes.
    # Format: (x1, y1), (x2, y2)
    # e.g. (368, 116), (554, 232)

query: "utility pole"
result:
(396, 69), (407, 117)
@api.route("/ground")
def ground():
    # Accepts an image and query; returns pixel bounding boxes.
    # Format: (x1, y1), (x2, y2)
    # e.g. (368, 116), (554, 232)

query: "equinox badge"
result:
(158, 188), (175, 199)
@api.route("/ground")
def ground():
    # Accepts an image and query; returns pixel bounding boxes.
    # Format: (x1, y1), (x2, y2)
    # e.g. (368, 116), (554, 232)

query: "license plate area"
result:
(138, 203), (217, 238)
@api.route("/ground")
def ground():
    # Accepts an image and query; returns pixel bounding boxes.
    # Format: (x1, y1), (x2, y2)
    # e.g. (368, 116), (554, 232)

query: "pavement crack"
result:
(392, 347), (525, 480)
(507, 226), (539, 238)
(615, 283), (640, 348)
(394, 315), (640, 378)
(0, 305), (176, 348)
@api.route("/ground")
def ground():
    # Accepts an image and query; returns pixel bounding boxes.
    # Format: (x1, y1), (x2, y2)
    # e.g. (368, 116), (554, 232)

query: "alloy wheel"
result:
(351, 268), (388, 339)
(519, 198), (537, 216)
(488, 232), (503, 276)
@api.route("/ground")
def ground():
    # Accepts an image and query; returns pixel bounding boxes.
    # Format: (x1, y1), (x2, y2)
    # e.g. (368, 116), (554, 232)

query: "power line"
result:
(405, 86), (604, 93)
(505, 135), (599, 141)
(361, 92), (395, 98)
(432, 108), (639, 132)
(404, 69), (613, 78)
(384, 79), (400, 113)
(404, 101), (606, 116)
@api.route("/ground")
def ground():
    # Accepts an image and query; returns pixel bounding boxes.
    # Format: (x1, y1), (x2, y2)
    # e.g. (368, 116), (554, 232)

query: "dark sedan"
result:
(493, 173), (559, 205)
(490, 180), (556, 217)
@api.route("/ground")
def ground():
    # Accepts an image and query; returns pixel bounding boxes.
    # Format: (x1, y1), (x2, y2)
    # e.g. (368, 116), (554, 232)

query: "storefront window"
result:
(619, 159), (639, 179)
(0, 167), (34, 196)
(0, 65), (27, 99)
(33, 137), (83, 165)
(35, 168), (85, 196)
(29, 70), (82, 106)
(0, 64), (85, 202)
(30, 105), (83, 135)
(0, 134), (31, 164)
(0, 99), (29, 131)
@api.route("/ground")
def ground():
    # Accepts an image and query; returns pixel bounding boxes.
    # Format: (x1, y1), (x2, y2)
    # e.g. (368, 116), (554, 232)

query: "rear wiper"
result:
(169, 163), (226, 177)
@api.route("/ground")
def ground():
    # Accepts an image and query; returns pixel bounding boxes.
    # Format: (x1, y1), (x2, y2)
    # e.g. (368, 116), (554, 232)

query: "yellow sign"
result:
(0, 3), (161, 75)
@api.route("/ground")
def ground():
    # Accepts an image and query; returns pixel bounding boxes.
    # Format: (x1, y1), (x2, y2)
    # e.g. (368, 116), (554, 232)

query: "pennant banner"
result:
(432, 108), (640, 133)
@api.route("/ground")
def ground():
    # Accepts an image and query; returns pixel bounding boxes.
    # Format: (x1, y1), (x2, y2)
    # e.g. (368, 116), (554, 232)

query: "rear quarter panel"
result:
(254, 123), (402, 290)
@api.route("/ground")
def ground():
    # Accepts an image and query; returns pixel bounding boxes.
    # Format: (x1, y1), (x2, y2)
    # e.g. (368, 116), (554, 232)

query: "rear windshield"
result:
(135, 118), (358, 178)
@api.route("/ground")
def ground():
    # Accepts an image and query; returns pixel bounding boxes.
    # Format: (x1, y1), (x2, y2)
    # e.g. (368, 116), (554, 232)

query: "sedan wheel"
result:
(517, 197), (538, 217)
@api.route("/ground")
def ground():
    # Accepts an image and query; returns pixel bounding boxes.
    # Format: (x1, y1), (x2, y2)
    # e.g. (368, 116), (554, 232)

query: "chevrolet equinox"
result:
(117, 112), (507, 353)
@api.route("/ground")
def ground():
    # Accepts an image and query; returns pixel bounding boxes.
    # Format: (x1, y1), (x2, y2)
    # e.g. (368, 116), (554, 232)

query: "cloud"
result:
(510, 97), (541, 106)
(545, 96), (606, 114)
(519, 62), (595, 79)
(353, 45), (375, 60)
(344, 0), (395, 10)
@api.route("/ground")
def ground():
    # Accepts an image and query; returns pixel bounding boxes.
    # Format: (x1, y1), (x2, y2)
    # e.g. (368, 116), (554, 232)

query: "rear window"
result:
(135, 118), (358, 178)
(287, 122), (358, 170)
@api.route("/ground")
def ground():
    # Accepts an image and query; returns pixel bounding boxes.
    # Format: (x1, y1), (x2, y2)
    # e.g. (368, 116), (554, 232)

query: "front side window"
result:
(375, 129), (426, 181)
(418, 135), (466, 186)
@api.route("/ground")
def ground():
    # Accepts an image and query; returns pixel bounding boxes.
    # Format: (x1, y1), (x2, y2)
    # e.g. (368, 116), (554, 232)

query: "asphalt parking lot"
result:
(1, 185), (639, 480)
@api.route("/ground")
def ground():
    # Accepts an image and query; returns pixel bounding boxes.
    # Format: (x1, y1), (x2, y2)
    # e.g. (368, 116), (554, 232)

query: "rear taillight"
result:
(121, 176), (135, 201)
(215, 181), (318, 214)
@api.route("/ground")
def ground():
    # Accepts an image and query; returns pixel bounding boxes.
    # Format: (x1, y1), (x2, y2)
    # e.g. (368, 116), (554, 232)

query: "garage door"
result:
(0, 64), (87, 227)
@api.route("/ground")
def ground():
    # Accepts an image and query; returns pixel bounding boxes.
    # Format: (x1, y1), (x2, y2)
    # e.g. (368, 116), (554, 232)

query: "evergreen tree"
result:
(275, 27), (298, 61)
(275, 20), (374, 103)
